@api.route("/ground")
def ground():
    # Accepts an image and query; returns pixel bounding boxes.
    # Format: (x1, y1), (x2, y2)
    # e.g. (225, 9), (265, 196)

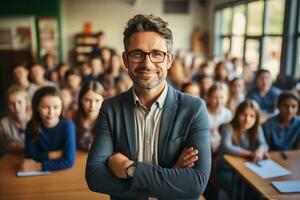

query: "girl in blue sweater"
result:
(19, 86), (76, 172)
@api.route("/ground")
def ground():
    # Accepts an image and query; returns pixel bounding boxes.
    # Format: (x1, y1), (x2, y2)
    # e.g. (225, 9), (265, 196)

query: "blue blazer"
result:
(86, 84), (211, 200)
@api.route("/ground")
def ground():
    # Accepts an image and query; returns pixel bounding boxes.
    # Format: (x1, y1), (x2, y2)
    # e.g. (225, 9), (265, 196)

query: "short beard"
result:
(133, 79), (161, 91)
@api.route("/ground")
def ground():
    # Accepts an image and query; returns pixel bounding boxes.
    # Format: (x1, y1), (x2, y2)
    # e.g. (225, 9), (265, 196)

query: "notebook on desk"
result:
(16, 170), (51, 177)
(244, 159), (291, 179)
(272, 180), (300, 193)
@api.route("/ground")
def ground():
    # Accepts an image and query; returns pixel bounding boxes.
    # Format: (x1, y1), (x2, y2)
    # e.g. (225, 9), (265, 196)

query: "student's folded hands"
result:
(19, 159), (42, 172)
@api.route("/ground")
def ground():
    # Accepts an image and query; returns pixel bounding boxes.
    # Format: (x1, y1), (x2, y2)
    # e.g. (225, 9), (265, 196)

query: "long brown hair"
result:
(31, 86), (63, 139)
(73, 81), (104, 141)
(230, 99), (261, 149)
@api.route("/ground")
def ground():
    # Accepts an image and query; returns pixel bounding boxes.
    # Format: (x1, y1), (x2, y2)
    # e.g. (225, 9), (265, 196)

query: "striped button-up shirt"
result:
(133, 84), (168, 166)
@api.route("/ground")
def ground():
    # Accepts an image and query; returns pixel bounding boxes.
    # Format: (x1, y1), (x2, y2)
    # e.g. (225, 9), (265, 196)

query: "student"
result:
(199, 75), (213, 101)
(0, 86), (31, 152)
(192, 62), (210, 83)
(29, 63), (56, 88)
(65, 68), (82, 105)
(12, 64), (38, 99)
(262, 91), (300, 150)
(57, 63), (70, 86)
(207, 82), (232, 153)
(214, 61), (229, 83)
(100, 47), (113, 72)
(83, 56), (104, 84)
(247, 69), (280, 118)
(59, 87), (74, 119)
(182, 81), (201, 98)
(42, 53), (57, 80)
(73, 81), (104, 150)
(227, 77), (246, 113)
(216, 100), (268, 196)
(19, 87), (76, 172)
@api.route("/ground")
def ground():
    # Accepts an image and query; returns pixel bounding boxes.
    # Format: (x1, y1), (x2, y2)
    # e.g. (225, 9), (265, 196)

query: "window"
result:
(295, 1), (300, 78)
(214, 0), (286, 80)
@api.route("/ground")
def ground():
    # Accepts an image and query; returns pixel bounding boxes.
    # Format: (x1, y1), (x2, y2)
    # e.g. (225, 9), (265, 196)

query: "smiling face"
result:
(38, 96), (62, 128)
(122, 32), (173, 92)
(238, 107), (257, 131)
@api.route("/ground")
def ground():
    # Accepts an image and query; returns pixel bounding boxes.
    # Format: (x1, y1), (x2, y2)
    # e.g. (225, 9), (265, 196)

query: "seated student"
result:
(57, 63), (70, 87)
(247, 69), (281, 120)
(199, 75), (213, 101)
(262, 91), (300, 150)
(12, 64), (39, 100)
(29, 63), (57, 88)
(42, 53), (57, 80)
(182, 81), (201, 98)
(207, 82), (233, 154)
(19, 87), (76, 172)
(83, 56), (105, 84)
(227, 77), (246, 113)
(0, 86), (31, 152)
(73, 81), (104, 150)
(192, 62), (210, 83)
(65, 68), (82, 105)
(214, 61), (229, 84)
(59, 87), (75, 119)
(216, 100), (268, 197)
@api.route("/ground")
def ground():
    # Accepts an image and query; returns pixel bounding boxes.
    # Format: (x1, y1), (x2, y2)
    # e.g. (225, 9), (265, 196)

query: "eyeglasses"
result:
(127, 50), (168, 63)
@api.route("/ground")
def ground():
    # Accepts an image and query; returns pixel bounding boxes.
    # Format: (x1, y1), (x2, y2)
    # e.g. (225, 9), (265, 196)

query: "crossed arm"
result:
(107, 147), (199, 179)
(86, 103), (211, 199)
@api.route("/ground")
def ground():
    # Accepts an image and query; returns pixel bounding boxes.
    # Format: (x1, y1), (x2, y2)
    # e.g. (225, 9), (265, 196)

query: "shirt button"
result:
(146, 140), (150, 144)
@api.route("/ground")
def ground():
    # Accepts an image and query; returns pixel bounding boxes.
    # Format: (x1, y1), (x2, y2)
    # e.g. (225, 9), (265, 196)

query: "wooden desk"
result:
(0, 151), (110, 200)
(224, 150), (300, 200)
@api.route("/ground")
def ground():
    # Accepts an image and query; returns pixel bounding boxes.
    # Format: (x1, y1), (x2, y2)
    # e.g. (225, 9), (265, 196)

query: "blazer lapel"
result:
(121, 89), (137, 160)
(158, 85), (178, 166)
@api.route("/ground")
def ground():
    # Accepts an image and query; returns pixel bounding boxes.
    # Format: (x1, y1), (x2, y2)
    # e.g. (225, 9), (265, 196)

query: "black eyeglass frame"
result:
(126, 50), (169, 63)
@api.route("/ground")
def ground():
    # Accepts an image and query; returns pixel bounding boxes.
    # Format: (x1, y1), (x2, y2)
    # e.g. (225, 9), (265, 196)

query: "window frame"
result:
(214, 0), (287, 79)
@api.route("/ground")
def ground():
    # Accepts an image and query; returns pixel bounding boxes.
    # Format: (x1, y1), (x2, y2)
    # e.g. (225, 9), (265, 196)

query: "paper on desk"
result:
(271, 180), (300, 193)
(16, 170), (51, 177)
(244, 159), (291, 179)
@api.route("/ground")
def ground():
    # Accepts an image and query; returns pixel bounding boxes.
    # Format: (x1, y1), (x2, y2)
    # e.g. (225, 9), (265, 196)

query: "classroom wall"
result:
(61, 0), (207, 62)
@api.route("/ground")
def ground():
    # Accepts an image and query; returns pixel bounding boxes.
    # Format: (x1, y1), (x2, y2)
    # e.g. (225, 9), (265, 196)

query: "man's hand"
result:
(173, 147), (198, 168)
(19, 159), (42, 172)
(48, 150), (64, 160)
(107, 153), (133, 179)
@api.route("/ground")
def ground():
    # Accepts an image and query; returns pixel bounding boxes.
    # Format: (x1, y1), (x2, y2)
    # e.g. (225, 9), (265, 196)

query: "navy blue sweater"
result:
(25, 118), (76, 171)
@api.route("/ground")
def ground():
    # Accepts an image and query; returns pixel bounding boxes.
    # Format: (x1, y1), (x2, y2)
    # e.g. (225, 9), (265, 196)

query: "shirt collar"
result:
(133, 82), (168, 109)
